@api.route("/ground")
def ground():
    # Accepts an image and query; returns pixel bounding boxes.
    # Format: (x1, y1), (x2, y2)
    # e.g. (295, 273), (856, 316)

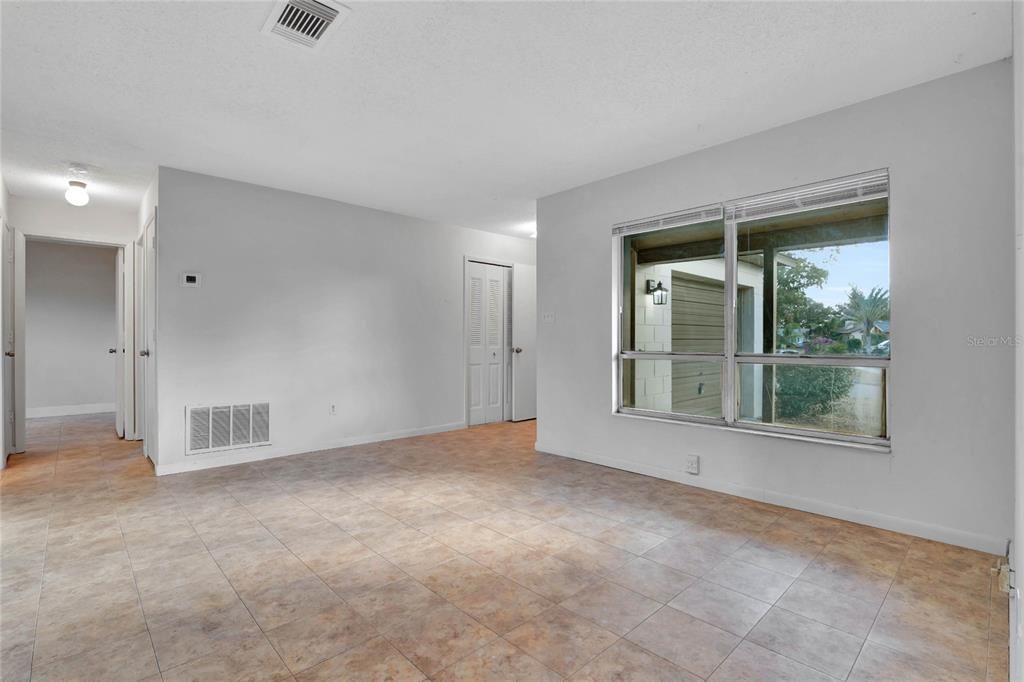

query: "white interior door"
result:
(141, 213), (157, 458)
(134, 233), (146, 444)
(466, 261), (508, 426)
(12, 228), (25, 453)
(511, 263), (536, 421)
(114, 248), (125, 437)
(121, 244), (136, 441)
(2, 221), (25, 456)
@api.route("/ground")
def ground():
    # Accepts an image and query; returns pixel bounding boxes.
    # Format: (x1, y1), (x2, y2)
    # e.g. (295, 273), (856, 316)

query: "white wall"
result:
(537, 60), (1014, 554)
(9, 195), (137, 245)
(25, 240), (117, 417)
(154, 168), (536, 474)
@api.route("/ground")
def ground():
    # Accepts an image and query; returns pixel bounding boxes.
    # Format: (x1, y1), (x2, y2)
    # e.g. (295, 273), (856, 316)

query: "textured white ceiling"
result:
(1, 1), (1012, 236)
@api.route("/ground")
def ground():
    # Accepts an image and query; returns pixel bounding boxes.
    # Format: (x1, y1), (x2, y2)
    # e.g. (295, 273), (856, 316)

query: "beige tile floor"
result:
(0, 413), (1009, 681)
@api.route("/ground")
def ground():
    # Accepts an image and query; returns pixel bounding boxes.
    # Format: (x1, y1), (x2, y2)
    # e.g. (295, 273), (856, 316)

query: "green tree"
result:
(775, 255), (846, 349)
(773, 252), (856, 420)
(840, 286), (889, 352)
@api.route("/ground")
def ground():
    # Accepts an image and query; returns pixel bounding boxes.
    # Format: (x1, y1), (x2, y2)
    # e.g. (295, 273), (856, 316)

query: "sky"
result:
(788, 241), (889, 309)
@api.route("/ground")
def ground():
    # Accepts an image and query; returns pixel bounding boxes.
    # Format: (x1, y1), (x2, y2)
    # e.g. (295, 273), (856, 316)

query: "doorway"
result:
(465, 258), (536, 426)
(24, 239), (120, 417)
(2, 228), (138, 466)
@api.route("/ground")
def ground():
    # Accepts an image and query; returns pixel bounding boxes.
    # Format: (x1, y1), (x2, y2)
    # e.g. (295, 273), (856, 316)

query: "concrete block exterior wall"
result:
(634, 263), (673, 411)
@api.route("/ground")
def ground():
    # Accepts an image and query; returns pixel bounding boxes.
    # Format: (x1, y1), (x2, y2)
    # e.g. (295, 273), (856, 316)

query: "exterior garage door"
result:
(671, 272), (724, 417)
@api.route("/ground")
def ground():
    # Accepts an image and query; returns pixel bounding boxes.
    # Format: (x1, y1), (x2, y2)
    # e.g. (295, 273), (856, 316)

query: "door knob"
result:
(139, 350), (150, 357)
(3, 351), (13, 358)
(108, 348), (117, 354)
(513, 347), (523, 354)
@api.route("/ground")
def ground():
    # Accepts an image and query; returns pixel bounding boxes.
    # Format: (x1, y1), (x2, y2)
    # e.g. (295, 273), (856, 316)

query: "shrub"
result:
(774, 365), (855, 419)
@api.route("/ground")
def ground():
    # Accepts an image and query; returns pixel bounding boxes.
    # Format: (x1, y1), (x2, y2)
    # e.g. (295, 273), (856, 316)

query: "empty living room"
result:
(2, 1), (1024, 680)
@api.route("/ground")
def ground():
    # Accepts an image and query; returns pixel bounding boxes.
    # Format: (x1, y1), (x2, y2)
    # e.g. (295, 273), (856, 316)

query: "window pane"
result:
(735, 199), (889, 357)
(736, 363), (885, 438)
(621, 219), (726, 353)
(622, 358), (723, 418)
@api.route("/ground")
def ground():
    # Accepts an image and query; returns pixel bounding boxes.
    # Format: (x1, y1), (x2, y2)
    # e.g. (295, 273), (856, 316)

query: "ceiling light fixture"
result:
(65, 180), (89, 207)
(64, 164), (91, 207)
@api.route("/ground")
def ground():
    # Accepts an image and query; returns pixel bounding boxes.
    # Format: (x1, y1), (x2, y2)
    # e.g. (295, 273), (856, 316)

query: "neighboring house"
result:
(839, 319), (890, 343)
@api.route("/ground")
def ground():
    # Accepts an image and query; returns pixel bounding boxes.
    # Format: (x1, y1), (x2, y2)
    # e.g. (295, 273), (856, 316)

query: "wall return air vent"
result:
(187, 402), (270, 456)
(261, 0), (350, 49)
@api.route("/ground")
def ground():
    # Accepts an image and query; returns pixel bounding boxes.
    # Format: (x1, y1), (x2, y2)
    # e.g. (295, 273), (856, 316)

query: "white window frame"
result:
(613, 169), (891, 449)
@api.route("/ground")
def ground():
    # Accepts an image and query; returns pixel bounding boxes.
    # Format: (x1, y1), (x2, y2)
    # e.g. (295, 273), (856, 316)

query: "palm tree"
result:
(840, 286), (889, 352)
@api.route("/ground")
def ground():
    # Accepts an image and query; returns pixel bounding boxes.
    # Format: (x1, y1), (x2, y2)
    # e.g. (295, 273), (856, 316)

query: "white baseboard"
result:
(535, 440), (1006, 556)
(155, 421), (467, 476)
(26, 403), (115, 419)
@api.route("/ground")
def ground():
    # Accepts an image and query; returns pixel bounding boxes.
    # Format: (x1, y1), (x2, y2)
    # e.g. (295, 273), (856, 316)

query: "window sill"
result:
(613, 408), (892, 454)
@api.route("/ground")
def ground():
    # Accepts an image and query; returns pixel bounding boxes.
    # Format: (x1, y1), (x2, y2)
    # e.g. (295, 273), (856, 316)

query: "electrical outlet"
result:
(685, 454), (700, 475)
(329, 404), (337, 416)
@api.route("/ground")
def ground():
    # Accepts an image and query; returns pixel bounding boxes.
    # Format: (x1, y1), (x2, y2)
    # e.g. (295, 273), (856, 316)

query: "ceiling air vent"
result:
(262, 0), (350, 49)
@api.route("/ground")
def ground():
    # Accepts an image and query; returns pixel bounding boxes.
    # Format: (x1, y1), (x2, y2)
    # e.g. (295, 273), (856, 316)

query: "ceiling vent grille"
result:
(186, 402), (271, 456)
(262, 0), (350, 49)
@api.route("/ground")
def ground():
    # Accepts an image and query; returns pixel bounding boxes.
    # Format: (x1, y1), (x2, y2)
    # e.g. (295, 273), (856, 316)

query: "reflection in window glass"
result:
(736, 199), (889, 357)
(622, 358), (722, 419)
(621, 220), (725, 353)
(737, 364), (885, 438)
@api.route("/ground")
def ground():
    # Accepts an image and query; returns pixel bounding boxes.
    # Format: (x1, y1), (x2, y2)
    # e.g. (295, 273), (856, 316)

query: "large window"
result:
(617, 170), (890, 445)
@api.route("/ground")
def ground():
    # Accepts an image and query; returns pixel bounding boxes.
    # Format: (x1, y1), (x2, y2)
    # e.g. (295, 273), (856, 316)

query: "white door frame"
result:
(136, 210), (157, 460)
(511, 262), (537, 422)
(115, 248), (125, 437)
(4, 232), (135, 446)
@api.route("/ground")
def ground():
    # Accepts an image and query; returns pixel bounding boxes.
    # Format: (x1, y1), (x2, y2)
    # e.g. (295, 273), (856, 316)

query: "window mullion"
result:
(723, 217), (738, 424)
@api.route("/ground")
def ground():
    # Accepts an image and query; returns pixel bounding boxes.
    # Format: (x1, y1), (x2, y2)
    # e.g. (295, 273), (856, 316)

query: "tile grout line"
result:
(24, 417), (82, 681)
(110, 487), (164, 682)
(699, 522), (831, 681)
(839, 540), (908, 681)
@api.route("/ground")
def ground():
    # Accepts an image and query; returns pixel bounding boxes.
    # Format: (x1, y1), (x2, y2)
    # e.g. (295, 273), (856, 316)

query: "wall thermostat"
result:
(182, 272), (201, 288)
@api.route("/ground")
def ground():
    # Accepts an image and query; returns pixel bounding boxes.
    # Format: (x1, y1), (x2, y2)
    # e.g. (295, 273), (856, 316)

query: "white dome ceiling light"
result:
(65, 180), (89, 206)
(64, 165), (90, 206)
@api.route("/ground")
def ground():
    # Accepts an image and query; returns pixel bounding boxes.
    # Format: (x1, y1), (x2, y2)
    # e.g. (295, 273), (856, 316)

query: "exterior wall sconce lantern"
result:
(646, 279), (668, 305)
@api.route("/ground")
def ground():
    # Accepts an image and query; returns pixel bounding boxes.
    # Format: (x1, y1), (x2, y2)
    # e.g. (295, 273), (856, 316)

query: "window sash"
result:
(615, 170), (890, 445)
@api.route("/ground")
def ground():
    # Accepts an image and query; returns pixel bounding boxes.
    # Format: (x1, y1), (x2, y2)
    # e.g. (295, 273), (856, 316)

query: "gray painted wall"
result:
(153, 168), (536, 474)
(536, 61), (1014, 553)
(26, 240), (117, 415)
